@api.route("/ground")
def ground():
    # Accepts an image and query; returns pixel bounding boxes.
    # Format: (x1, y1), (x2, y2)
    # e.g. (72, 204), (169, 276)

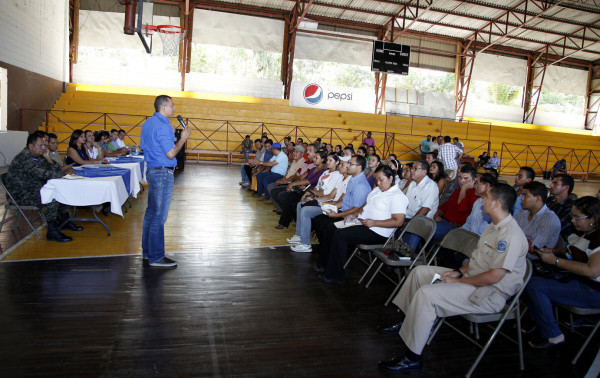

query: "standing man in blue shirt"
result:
(140, 95), (191, 268)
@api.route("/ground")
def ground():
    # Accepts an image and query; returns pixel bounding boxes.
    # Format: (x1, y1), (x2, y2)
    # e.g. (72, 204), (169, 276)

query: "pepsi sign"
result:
(304, 84), (323, 104)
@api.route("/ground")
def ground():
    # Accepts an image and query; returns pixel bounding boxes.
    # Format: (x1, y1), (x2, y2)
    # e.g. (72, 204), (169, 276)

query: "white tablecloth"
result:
(110, 162), (143, 197)
(40, 176), (129, 217)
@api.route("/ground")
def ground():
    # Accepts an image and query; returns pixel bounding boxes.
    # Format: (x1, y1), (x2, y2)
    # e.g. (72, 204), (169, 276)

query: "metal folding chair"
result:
(427, 260), (533, 378)
(343, 228), (397, 270)
(557, 304), (600, 365)
(427, 228), (480, 267)
(0, 172), (47, 239)
(359, 216), (436, 306)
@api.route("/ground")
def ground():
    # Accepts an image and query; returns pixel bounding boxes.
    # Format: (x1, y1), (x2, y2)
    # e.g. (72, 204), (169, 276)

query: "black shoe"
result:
(61, 221), (83, 231)
(528, 339), (565, 355)
(149, 257), (177, 268)
(142, 256), (149, 265)
(378, 356), (422, 375)
(46, 222), (73, 242)
(313, 264), (325, 273)
(377, 321), (403, 336)
(319, 274), (345, 284)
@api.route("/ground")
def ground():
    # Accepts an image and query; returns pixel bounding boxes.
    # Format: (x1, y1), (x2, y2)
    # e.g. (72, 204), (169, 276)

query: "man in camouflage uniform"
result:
(6, 133), (82, 242)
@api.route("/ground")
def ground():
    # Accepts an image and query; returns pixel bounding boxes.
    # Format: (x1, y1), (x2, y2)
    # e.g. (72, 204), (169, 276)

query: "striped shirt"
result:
(514, 205), (561, 249)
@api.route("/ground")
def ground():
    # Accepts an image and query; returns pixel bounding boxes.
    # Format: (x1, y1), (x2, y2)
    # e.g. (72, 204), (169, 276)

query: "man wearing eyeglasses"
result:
(401, 160), (439, 250)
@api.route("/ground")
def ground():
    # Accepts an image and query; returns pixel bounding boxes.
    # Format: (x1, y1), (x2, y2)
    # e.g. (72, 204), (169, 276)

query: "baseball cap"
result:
(272, 142), (282, 149)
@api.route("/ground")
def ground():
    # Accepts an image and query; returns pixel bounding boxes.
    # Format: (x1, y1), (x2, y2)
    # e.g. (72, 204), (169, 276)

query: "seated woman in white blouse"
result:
(84, 130), (105, 160)
(288, 154), (350, 253)
(319, 165), (408, 283)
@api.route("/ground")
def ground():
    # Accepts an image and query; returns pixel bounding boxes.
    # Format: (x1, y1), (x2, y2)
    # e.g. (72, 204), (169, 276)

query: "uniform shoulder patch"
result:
(497, 241), (507, 253)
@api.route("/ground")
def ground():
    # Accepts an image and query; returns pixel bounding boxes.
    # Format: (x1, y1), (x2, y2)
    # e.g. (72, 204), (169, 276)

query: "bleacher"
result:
(36, 83), (600, 178)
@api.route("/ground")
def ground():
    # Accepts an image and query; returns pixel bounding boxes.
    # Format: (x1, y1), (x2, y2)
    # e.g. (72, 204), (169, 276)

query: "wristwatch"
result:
(454, 268), (463, 278)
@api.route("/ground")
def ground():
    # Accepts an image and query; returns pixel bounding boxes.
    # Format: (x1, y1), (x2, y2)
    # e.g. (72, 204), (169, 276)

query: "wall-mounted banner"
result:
(289, 82), (376, 114)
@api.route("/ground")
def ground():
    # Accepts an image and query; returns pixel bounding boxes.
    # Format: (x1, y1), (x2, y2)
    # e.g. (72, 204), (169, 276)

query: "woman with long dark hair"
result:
(524, 196), (600, 351)
(65, 129), (108, 166)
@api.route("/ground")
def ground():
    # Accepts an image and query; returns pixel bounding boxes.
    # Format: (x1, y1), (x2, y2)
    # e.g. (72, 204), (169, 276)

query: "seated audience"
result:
(552, 159), (567, 178)
(366, 145), (376, 160)
(439, 161), (472, 204)
(387, 154), (398, 164)
(486, 151), (501, 169)
(116, 129), (127, 148)
(275, 151), (327, 229)
(312, 155), (372, 271)
(334, 144), (342, 155)
(476, 151), (490, 168)
(108, 129), (127, 154)
(429, 160), (447, 197)
(254, 142), (289, 201)
(388, 159), (401, 184)
(240, 139), (263, 187)
(65, 129), (108, 166)
(513, 166), (535, 214)
(547, 174), (575, 238)
(524, 196), (600, 351)
(84, 130), (105, 160)
(96, 131), (124, 157)
(514, 181), (561, 253)
(289, 155), (348, 253)
(365, 154), (381, 187)
(47, 133), (66, 168)
(319, 165), (408, 283)
(378, 183), (527, 375)
(399, 163), (413, 192)
(356, 147), (367, 157)
(432, 165), (478, 242)
(363, 131), (375, 147)
(270, 144), (314, 213)
(484, 167), (499, 179)
(437, 172), (498, 269)
(424, 152), (436, 166)
(249, 139), (273, 189)
(343, 146), (354, 157)
(6, 133), (82, 242)
(401, 160), (439, 250)
(241, 134), (254, 162)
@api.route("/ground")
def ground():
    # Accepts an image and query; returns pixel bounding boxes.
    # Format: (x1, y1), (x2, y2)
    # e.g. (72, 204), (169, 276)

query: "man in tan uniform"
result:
(378, 183), (528, 374)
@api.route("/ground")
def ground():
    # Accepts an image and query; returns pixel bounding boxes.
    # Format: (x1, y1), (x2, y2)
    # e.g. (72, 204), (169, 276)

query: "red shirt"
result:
(439, 187), (477, 225)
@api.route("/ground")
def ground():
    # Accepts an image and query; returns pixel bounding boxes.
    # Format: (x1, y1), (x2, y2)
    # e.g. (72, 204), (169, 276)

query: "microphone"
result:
(176, 115), (187, 129)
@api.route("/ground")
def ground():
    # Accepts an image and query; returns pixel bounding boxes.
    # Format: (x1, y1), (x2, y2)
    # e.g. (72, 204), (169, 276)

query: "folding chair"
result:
(557, 304), (600, 365)
(427, 228), (480, 267)
(343, 228), (397, 270)
(427, 260), (533, 378)
(0, 173), (47, 239)
(359, 216), (436, 306)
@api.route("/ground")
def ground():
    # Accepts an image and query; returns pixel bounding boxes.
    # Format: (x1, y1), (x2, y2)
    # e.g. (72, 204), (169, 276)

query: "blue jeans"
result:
(295, 203), (323, 244)
(240, 165), (250, 183)
(400, 219), (422, 251)
(524, 275), (600, 338)
(142, 167), (174, 263)
(256, 171), (283, 198)
(432, 219), (458, 242)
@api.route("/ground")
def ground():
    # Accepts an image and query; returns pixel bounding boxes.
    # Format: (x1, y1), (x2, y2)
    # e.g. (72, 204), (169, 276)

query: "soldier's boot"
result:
(58, 212), (83, 231)
(46, 222), (73, 242)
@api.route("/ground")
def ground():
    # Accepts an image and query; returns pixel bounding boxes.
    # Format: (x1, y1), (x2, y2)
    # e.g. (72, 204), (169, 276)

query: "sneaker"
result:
(149, 257), (178, 268)
(291, 244), (312, 253)
(286, 235), (301, 244)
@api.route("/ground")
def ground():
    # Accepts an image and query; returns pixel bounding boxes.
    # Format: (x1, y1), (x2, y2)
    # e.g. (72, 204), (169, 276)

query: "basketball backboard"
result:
(137, 0), (154, 53)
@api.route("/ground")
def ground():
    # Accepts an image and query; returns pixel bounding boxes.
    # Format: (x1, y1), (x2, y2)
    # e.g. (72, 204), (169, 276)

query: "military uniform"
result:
(6, 147), (65, 222)
(392, 214), (528, 355)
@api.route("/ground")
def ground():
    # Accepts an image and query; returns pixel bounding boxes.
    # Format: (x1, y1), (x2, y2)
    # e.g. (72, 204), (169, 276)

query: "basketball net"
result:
(154, 25), (186, 56)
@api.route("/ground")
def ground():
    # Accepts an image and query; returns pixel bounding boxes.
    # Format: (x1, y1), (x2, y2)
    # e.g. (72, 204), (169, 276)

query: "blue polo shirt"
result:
(270, 152), (289, 176)
(341, 172), (371, 211)
(140, 112), (176, 167)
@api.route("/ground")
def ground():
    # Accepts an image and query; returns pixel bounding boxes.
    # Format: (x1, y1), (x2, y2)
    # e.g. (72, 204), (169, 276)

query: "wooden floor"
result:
(0, 164), (599, 376)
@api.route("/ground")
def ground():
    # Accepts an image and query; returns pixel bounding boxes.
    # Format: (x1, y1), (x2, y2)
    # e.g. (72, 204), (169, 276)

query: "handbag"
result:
(379, 237), (415, 259)
(532, 259), (573, 283)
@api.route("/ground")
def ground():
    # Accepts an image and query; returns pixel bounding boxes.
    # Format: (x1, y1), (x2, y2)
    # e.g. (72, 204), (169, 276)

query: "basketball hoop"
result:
(147, 25), (187, 56)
